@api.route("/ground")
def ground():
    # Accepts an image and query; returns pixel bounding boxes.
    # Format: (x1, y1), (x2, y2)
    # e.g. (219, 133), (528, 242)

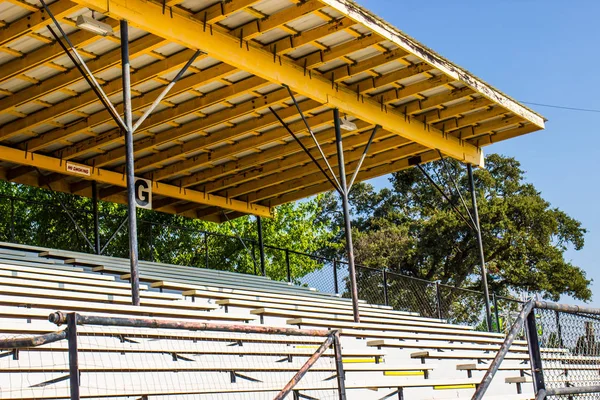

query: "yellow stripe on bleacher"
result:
(434, 384), (476, 390)
(384, 371), (424, 377)
(295, 345), (319, 349)
(342, 357), (380, 364)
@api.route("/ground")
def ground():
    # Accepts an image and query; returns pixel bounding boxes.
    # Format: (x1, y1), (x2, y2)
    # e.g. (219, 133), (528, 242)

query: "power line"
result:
(521, 101), (600, 114)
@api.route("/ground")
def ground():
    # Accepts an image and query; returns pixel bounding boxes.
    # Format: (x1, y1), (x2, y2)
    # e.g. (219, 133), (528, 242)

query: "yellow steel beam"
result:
(146, 100), (328, 181)
(73, 0), (484, 166)
(267, 122), (536, 208)
(214, 129), (402, 198)
(16, 2), (344, 157)
(0, 18), (120, 85)
(319, 0), (545, 129)
(177, 89), (483, 189)
(0, 1), (81, 46)
(0, 144), (271, 217)
(5, 0), (39, 12)
(248, 142), (426, 203)
(92, 45), (416, 171)
(178, 121), (378, 190)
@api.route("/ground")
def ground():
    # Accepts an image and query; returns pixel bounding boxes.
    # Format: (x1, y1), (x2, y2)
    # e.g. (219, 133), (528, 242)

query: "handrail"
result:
(471, 299), (535, 400)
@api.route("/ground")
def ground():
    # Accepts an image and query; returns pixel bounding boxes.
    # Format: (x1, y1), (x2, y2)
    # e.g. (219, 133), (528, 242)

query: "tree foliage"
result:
(317, 154), (590, 301)
(0, 181), (334, 280)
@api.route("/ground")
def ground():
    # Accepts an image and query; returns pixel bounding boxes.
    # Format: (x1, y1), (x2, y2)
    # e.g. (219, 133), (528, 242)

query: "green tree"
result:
(318, 154), (590, 302)
(0, 181), (334, 281)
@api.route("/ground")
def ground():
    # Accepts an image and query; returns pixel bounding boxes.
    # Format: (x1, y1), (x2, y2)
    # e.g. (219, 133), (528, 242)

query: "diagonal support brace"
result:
(269, 107), (342, 195)
(131, 49), (203, 133)
(284, 85), (343, 191)
(40, 0), (126, 131)
(347, 124), (380, 191)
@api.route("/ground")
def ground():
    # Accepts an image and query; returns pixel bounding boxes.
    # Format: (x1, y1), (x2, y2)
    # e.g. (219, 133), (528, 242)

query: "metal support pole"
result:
(10, 198), (14, 242)
(526, 310), (546, 395)
(204, 232), (209, 268)
(67, 312), (80, 400)
(334, 108), (360, 322)
(257, 216), (266, 276)
(555, 310), (564, 347)
(382, 269), (389, 307)
(149, 223), (154, 262)
(286, 250), (292, 283)
(467, 164), (492, 331)
(333, 260), (339, 295)
(436, 282), (442, 320)
(493, 292), (501, 333)
(332, 331), (347, 400)
(92, 181), (100, 255)
(121, 20), (140, 307)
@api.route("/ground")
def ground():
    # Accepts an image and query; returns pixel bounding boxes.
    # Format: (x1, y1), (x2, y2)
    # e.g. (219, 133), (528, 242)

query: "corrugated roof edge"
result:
(319, 0), (547, 128)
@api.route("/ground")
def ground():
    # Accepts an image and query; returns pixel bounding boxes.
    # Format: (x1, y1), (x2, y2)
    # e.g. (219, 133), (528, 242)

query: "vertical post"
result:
(333, 259), (339, 295)
(204, 232), (209, 268)
(257, 216), (266, 276)
(334, 108), (360, 323)
(67, 312), (80, 400)
(436, 282), (442, 320)
(92, 181), (101, 255)
(382, 269), (389, 307)
(285, 249), (292, 283)
(467, 164), (492, 331)
(121, 20), (140, 306)
(493, 292), (501, 333)
(10, 197), (15, 242)
(525, 310), (546, 395)
(332, 331), (347, 400)
(554, 310), (564, 347)
(149, 223), (154, 262)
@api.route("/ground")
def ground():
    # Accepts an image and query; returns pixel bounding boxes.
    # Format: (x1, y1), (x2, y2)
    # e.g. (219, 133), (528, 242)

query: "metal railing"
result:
(473, 300), (600, 400)
(0, 312), (346, 400)
(0, 192), (524, 331)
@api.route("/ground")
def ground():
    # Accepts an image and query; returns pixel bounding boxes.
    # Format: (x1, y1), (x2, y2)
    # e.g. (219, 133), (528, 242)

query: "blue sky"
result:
(360, 0), (600, 305)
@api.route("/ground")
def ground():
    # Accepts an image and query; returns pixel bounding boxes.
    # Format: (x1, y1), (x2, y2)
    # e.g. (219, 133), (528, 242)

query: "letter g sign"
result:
(134, 178), (152, 209)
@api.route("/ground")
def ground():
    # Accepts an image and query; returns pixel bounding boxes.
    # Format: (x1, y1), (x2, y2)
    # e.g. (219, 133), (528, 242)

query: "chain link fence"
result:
(535, 307), (600, 399)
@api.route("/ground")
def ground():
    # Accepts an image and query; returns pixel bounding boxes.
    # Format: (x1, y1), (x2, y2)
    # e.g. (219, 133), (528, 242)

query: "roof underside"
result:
(0, 0), (545, 222)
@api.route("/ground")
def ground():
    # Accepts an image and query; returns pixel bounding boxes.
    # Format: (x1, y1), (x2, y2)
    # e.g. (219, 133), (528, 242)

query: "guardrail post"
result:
(382, 269), (389, 307)
(333, 260), (339, 295)
(435, 282), (442, 319)
(493, 292), (500, 333)
(525, 309), (546, 396)
(67, 312), (80, 400)
(285, 249), (291, 283)
(332, 331), (347, 400)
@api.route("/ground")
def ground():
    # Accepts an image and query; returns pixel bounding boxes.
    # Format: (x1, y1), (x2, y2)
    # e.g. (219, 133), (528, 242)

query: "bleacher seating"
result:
(0, 241), (578, 399)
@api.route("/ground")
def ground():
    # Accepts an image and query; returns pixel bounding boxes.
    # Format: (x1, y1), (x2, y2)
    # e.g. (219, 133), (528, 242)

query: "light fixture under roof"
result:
(339, 116), (357, 131)
(76, 15), (114, 36)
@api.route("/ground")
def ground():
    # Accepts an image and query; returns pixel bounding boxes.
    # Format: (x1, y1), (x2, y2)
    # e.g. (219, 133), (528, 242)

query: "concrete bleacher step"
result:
(0, 377), (483, 399)
(0, 262), (112, 281)
(253, 308), (451, 328)
(182, 286), (372, 308)
(0, 295), (254, 322)
(0, 266), (152, 291)
(0, 285), (210, 310)
(0, 276), (181, 300)
(219, 299), (431, 322)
